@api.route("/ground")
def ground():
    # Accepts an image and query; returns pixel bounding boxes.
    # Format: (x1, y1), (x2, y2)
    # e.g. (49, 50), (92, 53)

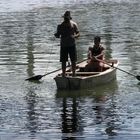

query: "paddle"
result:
(25, 68), (62, 81)
(96, 58), (140, 81)
(25, 58), (88, 81)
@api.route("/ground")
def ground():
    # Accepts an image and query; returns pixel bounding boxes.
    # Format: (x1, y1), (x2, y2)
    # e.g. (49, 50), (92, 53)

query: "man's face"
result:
(94, 39), (100, 46)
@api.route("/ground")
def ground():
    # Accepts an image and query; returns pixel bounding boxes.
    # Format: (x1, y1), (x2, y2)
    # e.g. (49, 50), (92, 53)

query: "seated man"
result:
(84, 36), (105, 72)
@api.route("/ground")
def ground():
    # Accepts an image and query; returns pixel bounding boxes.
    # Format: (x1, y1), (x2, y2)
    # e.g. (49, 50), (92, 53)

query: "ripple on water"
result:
(0, 0), (140, 139)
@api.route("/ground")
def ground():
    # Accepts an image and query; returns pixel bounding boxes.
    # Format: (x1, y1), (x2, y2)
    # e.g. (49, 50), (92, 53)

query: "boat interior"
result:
(58, 59), (118, 77)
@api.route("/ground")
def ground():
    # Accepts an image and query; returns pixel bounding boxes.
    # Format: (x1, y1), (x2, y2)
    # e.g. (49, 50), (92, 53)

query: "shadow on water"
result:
(56, 80), (120, 138)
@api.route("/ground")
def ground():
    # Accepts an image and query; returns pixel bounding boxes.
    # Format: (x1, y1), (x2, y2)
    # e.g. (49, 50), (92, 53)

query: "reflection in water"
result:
(26, 12), (36, 77)
(25, 88), (38, 138)
(93, 91), (118, 136)
(56, 81), (119, 138)
(26, 44), (34, 77)
(25, 12), (38, 139)
(93, 82), (120, 136)
(57, 96), (82, 140)
(98, 4), (114, 60)
(103, 11), (113, 59)
(61, 98), (78, 134)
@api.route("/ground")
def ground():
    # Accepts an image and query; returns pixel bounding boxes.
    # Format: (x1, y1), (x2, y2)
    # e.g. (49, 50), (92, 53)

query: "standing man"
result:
(54, 11), (80, 77)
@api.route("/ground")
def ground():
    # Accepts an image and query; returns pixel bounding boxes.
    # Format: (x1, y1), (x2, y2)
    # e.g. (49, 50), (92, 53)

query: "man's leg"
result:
(62, 61), (66, 77)
(71, 61), (76, 76)
(60, 47), (68, 77)
(69, 46), (77, 77)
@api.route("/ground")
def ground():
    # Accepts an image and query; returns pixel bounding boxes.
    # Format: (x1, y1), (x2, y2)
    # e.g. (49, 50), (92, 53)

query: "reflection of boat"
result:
(54, 59), (119, 90)
(55, 80), (119, 137)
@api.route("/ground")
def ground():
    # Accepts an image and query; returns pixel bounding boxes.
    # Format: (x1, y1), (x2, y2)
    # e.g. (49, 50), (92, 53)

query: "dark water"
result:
(0, 0), (140, 139)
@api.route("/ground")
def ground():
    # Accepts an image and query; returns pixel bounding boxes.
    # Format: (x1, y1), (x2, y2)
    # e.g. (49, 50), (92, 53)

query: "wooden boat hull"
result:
(54, 59), (118, 90)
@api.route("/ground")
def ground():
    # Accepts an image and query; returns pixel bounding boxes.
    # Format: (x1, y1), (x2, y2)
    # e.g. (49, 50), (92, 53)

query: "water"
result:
(0, 0), (140, 139)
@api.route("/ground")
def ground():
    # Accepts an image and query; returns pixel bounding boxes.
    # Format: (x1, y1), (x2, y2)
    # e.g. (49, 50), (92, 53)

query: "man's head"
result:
(94, 36), (101, 45)
(63, 11), (72, 20)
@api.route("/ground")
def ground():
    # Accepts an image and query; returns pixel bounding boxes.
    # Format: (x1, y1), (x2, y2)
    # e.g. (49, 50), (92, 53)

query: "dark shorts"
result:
(60, 45), (77, 62)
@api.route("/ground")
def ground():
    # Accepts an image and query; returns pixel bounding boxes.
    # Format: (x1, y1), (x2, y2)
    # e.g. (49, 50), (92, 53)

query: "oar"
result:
(25, 58), (88, 81)
(25, 68), (62, 81)
(96, 58), (140, 81)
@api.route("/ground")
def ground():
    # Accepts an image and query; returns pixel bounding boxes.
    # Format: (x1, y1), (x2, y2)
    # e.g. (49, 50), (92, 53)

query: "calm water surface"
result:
(0, 0), (140, 139)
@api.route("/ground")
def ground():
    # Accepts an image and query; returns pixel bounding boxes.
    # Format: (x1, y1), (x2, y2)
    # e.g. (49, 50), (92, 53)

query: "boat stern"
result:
(54, 76), (81, 90)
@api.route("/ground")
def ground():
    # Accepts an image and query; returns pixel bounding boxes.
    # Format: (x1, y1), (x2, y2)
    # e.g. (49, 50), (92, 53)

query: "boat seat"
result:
(65, 72), (100, 76)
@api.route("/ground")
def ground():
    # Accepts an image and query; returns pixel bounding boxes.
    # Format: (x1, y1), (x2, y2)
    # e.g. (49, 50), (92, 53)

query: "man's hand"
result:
(54, 33), (60, 38)
(74, 33), (80, 38)
(91, 56), (96, 61)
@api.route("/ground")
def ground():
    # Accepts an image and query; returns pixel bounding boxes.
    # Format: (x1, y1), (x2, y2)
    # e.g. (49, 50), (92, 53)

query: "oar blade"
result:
(136, 75), (140, 81)
(25, 75), (43, 81)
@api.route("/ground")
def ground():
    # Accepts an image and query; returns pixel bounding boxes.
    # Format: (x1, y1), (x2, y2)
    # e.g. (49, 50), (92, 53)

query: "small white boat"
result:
(54, 59), (119, 90)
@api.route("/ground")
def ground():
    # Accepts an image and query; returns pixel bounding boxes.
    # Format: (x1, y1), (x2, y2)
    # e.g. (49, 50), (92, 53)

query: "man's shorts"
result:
(60, 45), (77, 62)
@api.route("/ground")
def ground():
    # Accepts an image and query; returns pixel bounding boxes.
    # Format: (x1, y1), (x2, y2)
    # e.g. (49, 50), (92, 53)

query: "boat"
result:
(54, 59), (119, 90)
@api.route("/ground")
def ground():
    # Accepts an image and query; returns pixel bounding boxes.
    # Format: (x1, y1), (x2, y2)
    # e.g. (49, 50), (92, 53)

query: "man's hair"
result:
(94, 36), (101, 42)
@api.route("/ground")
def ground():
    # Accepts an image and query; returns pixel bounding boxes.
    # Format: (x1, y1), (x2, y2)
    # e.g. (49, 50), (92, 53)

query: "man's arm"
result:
(54, 25), (61, 38)
(74, 31), (80, 38)
(95, 47), (105, 60)
(73, 22), (80, 38)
